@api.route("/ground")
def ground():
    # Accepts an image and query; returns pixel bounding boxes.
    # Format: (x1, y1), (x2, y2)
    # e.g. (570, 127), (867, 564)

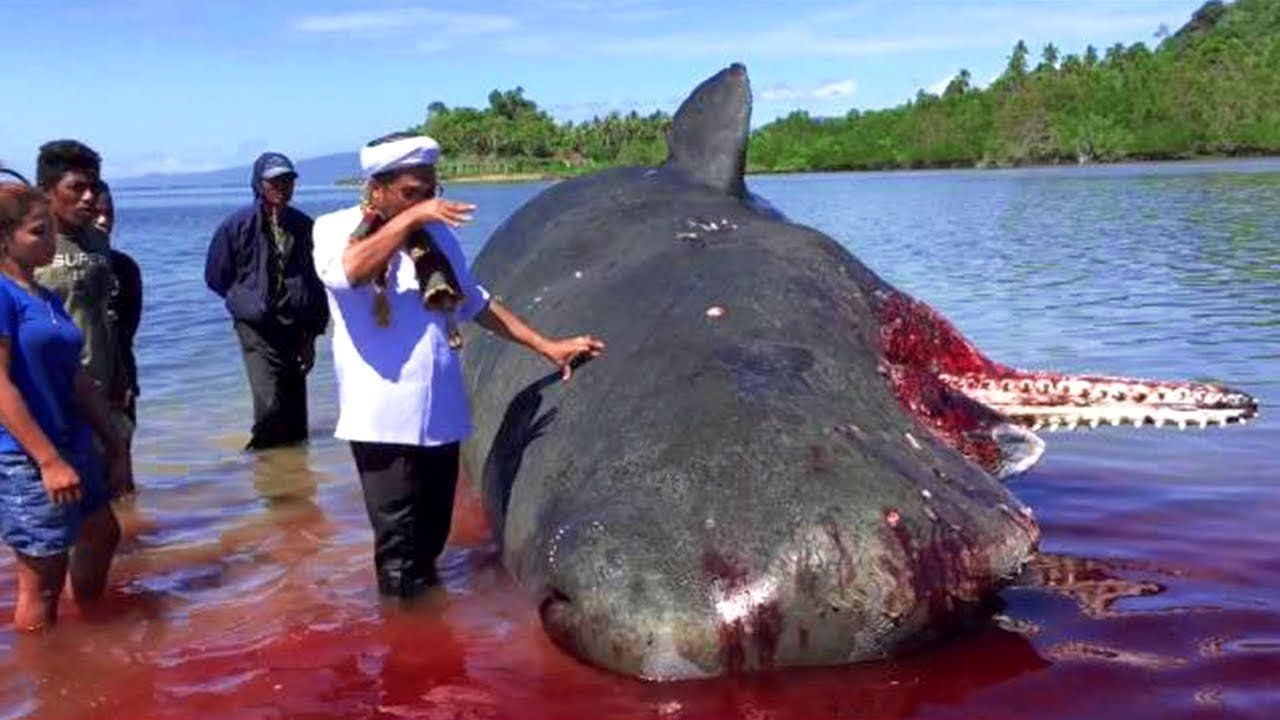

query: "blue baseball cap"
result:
(258, 152), (297, 180)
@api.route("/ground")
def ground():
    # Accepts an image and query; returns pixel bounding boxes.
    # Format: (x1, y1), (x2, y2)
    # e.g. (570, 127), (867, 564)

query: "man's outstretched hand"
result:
(538, 335), (606, 381)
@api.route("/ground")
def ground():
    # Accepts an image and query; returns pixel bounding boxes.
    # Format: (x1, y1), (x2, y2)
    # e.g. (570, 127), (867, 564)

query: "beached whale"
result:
(460, 64), (1258, 679)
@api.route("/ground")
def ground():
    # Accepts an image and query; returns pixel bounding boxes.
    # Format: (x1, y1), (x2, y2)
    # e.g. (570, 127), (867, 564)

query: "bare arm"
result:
(474, 299), (547, 349)
(0, 340), (82, 503)
(341, 208), (425, 287)
(341, 198), (475, 287)
(0, 341), (63, 468)
(475, 300), (606, 381)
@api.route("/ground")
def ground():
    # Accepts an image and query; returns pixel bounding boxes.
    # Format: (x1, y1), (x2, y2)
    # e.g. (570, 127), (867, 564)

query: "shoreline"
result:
(444, 172), (560, 184)
(745, 149), (1280, 177)
(113, 153), (1280, 193)
(401, 152), (1280, 186)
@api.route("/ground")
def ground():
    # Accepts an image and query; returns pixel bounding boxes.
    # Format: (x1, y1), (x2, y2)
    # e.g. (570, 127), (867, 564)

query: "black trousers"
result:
(234, 319), (309, 450)
(350, 441), (460, 598)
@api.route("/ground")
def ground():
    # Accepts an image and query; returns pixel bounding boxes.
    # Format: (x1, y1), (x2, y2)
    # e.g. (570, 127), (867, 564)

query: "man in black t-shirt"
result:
(93, 182), (142, 425)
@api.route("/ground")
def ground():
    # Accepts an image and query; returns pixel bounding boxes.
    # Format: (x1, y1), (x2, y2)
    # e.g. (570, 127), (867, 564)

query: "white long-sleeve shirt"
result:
(312, 205), (490, 447)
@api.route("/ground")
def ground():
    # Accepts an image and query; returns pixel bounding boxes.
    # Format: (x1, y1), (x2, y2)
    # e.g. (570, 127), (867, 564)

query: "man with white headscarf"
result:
(312, 132), (605, 600)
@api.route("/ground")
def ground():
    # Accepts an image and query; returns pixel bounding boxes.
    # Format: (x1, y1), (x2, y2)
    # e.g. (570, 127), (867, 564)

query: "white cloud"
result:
(760, 83), (802, 102)
(926, 74), (953, 96)
(961, 5), (1172, 37)
(586, 27), (976, 58)
(761, 79), (857, 103)
(493, 35), (562, 56)
(109, 153), (226, 179)
(603, 7), (679, 23)
(547, 0), (675, 21)
(440, 0), (1180, 60)
(291, 1), (1185, 62)
(415, 39), (452, 54)
(293, 9), (516, 37)
(813, 79), (857, 99)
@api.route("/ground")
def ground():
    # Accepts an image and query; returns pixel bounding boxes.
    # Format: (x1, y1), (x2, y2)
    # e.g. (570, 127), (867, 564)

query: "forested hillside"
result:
(404, 0), (1279, 177)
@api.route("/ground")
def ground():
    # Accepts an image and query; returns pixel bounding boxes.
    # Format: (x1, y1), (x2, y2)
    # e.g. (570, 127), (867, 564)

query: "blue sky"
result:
(0, 0), (1205, 180)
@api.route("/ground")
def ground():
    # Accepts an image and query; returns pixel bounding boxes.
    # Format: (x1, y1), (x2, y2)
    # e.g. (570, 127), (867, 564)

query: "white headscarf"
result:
(360, 135), (441, 179)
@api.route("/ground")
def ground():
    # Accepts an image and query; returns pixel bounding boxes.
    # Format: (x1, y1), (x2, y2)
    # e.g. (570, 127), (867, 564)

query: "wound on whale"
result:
(460, 63), (1259, 680)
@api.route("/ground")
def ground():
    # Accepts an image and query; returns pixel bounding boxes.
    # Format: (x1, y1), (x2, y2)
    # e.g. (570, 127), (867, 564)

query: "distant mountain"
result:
(111, 151), (360, 190)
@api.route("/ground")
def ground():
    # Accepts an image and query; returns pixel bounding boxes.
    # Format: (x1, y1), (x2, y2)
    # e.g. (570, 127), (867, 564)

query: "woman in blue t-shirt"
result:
(0, 183), (130, 630)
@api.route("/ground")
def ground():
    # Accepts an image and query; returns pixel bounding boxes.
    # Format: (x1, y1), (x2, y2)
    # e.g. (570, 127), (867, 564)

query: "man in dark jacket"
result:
(205, 152), (329, 450)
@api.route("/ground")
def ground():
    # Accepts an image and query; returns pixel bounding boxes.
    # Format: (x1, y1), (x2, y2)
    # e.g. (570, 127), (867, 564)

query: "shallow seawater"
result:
(1, 160), (1277, 719)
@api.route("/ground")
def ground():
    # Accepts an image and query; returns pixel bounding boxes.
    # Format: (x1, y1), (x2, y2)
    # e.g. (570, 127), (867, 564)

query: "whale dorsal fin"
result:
(662, 63), (751, 198)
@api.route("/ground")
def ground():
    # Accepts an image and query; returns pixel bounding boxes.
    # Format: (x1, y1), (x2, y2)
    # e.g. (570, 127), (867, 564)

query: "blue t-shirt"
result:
(0, 276), (92, 455)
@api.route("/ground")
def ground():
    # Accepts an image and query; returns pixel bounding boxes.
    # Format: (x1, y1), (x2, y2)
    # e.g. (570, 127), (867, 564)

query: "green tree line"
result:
(751, 0), (1280, 170)
(400, 0), (1279, 180)
(407, 88), (672, 179)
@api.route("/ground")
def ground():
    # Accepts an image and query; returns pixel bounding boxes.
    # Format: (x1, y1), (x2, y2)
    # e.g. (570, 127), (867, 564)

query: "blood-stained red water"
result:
(2, 436), (1277, 720)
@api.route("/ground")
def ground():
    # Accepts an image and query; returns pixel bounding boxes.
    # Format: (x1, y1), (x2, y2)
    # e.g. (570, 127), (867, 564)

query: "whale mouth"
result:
(875, 290), (1259, 477)
(939, 372), (1258, 431)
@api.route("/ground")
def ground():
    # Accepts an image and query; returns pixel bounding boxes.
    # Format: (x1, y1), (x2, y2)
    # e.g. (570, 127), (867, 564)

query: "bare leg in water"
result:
(13, 552), (67, 630)
(69, 505), (121, 603)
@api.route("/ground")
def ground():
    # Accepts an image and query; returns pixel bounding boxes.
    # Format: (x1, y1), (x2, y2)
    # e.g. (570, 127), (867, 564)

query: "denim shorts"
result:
(0, 451), (109, 557)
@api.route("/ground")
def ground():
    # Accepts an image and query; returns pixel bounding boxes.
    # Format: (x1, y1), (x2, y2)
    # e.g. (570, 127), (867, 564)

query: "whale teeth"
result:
(1089, 418), (1101, 429)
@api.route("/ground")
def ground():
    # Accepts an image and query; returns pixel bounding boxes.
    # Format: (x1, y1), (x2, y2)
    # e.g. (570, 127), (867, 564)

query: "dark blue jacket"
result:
(204, 160), (329, 336)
